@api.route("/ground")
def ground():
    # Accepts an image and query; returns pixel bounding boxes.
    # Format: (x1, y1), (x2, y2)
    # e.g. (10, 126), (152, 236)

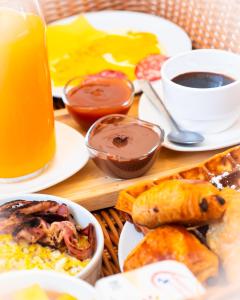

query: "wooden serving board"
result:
(42, 97), (225, 211)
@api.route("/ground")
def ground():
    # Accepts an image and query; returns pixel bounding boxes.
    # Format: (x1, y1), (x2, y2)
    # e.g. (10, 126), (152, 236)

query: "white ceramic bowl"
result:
(161, 49), (240, 133)
(0, 270), (96, 299)
(0, 194), (104, 284)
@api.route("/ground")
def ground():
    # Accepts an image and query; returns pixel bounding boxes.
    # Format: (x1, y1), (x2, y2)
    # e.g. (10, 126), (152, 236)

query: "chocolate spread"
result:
(88, 122), (161, 179)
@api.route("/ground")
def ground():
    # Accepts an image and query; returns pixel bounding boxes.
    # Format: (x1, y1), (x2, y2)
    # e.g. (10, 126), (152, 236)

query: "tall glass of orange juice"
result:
(0, 0), (56, 181)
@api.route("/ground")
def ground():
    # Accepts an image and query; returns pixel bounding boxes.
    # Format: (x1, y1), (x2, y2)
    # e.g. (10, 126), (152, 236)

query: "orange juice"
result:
(0, 8), (56, 179)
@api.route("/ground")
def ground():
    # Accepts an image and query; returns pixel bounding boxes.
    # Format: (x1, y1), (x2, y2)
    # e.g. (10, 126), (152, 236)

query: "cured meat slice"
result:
(84, 70), (127, 83)
(95, 70), (127, 79)
(135, 54), (168, 81)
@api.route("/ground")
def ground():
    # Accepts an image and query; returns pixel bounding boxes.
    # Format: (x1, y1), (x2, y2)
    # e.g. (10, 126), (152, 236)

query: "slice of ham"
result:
(0, 200), (34, 217)
(84, 70), (127, 83)
(65, 223), (95, 261)
(13, 201), (70, 219)
(15, 201), (58, 215)
(135, 54), (169, 81)
(0, 215), (25, 234)
(43, 221), (96, 260)
(33, 212), (67, 223)
(55, 204), (70, 219)
(44, 203), (70, 219)
(95, 70), (127, 79)
(13, 217), (49, 244)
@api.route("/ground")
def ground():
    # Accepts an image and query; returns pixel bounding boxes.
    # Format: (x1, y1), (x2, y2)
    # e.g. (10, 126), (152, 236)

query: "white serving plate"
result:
(49, 10), (192, 97)
(0, 121), (89, 196)
(0, 193), (104, 284)
(118, 221), (144, 272)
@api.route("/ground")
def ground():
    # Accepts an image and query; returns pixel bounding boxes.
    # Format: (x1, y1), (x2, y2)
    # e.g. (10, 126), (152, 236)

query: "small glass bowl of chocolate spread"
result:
(85, 114), (164, 179)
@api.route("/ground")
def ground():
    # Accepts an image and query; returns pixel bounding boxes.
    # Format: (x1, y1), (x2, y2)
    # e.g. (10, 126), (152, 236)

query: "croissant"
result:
(123, 225), (219, 282)
(207, 188), (240, 283)
(131, 180), (226, 228)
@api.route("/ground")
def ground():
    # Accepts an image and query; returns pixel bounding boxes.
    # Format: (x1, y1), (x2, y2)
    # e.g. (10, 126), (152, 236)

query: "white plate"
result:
(139, 82), (240, 152)
(118, 221), (144, 272)
(0, 122), (89, 196)
(49, 10), (192, 98)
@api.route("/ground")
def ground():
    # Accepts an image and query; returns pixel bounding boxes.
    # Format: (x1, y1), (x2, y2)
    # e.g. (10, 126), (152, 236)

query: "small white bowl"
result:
(0, 270), (96, 299)
(0, 194), (104, 284)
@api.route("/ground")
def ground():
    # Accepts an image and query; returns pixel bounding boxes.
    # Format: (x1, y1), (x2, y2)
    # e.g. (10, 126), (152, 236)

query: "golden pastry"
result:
(116, 146), (240, 217)
(131, 180), (226, 228)
(207, 188), (240, 283)
(124, 225), (219, 282)
(116, 180), (155, 215)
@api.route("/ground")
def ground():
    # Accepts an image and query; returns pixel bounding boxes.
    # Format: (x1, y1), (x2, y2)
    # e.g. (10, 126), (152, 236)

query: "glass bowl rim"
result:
(85, 114), (165, 161)
(62, 75), (135, 109)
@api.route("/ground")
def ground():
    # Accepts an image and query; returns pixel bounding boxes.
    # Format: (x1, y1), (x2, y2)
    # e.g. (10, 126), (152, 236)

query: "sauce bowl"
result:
(86, 114), (164, 179)
(63, 76), (134, 130)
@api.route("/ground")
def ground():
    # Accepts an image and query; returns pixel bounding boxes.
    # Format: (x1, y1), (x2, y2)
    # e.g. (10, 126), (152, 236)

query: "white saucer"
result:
(49, 10), (192, 98)
(118, 221), (144, 272)
(0, 121), (89, 196)
(139, 82), (240, 152)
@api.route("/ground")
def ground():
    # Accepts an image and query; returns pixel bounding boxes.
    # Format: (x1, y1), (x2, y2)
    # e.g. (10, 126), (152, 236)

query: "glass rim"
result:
(0, 0), (45, 20)
(62, 75), (135, 108)
(85, 114), (165, 161)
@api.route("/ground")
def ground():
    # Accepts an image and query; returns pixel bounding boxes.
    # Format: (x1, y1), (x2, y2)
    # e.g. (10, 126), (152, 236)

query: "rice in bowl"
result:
(0, 234), (89, 276)
(0, 194), (104, 284)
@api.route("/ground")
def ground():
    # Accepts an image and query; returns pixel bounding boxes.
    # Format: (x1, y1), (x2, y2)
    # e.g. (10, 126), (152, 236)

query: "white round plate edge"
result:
(0, 121), (89, 196)
(118, 221), (144, 272)
(138, 85), (240, 152)
(49, 10), (192, 98)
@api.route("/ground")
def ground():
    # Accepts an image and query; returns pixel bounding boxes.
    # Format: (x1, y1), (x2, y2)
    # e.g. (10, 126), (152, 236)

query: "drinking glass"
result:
(0, 0), (56, 182)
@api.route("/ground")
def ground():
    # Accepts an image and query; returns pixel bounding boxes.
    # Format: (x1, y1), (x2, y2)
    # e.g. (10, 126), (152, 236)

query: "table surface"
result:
(42, 96), (223, 211)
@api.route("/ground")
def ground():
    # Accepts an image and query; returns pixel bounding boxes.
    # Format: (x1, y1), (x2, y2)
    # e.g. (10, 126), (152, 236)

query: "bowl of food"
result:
(86, 114), (164, 179)
(63, 75), (134, 130)
(0, 194), (104, 284)
(0, 270), (96, 299)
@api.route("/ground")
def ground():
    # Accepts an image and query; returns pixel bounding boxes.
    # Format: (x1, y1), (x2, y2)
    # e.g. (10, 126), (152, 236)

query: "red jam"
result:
(65, 78), (133, 130)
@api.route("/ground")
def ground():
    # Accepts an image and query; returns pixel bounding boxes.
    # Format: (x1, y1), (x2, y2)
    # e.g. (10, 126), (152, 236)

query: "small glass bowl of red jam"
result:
(85, 114), (164, 179)
(63, 76), (134, 130)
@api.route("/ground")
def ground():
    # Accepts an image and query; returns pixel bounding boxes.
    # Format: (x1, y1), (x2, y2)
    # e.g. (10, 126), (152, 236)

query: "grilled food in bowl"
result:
(0, 194), (104, 284)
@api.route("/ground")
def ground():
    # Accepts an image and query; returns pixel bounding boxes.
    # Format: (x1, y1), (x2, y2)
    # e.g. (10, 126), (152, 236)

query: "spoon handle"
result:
(138, 80), (181, 132)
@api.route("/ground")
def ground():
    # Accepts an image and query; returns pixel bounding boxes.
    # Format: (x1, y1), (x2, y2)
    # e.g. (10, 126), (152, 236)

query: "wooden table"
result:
(42, 97), (222, 211)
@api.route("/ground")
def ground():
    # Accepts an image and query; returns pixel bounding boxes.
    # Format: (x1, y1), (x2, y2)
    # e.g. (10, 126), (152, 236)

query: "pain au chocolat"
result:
(131, 180), (226, 228)
(116, 145), (240, 228)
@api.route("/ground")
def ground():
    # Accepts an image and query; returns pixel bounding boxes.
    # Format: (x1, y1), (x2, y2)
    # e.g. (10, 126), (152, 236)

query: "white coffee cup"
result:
(161, 49), (240, 133)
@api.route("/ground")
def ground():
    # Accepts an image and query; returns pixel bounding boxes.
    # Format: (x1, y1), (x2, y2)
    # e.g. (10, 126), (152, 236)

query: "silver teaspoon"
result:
(138, 80), (204, 145)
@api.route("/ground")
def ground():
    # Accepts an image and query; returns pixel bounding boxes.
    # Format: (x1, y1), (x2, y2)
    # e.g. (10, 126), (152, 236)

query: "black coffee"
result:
(172, 72), (235, 88)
